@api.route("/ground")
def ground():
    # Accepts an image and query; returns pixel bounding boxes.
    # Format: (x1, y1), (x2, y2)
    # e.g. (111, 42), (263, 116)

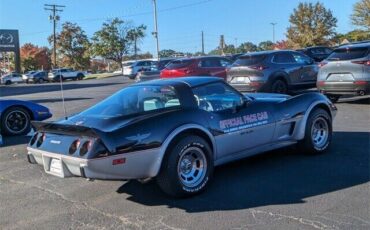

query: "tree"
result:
(159, 49), (177, 57)
(333, 30), (370, 44)
(258, 41), (274, 51)
(126, 25), (147, 59)
(20, 43), (51, 71)
(49, 22), (90, 70)
(287, 2), (337, 48)
(237, 42), (258, 53)
(91, 18), (132, 73)
(351, 0), (370, 29)
(273, 40), (290, 50)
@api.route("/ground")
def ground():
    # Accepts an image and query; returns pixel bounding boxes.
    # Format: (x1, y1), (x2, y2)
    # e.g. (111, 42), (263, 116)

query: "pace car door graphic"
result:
(209, 101), (275, 160)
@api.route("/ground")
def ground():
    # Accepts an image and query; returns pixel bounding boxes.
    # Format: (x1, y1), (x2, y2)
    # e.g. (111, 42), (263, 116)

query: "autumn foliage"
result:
(20, 43), (51, 71)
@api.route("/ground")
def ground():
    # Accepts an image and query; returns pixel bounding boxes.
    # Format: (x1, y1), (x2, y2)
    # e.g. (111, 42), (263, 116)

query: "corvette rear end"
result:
(27, 122), (162, 180)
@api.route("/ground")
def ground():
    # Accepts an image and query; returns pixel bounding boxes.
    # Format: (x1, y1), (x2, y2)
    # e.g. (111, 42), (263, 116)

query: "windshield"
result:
(232, 54), (266, 66)
(327, 47), (369, 61)
(80, 85), (181, 118)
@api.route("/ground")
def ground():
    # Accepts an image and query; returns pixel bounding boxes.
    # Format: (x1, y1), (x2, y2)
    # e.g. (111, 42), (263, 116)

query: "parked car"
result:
(297, 46), (333, 62)
(160, 56), (232, 80)
(22, 71), (37, 82)
(0, 73), (23, 85)
(48, 68), (85, 82)
(0, 99), (52, 135)
(227, 50), (318, 94)
(27, 77), (336, 197)
(27, 71), (49, 84)
(136, 58), (176, 82)
(317, 42), (370, 102)
(122, 60), (156, 79)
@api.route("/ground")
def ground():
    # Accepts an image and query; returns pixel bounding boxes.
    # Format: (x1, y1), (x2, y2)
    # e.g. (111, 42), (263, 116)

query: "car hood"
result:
(244, 93), (290, 103)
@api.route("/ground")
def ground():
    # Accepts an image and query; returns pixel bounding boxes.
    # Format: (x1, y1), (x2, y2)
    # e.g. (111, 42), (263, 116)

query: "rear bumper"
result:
(318, 81), (370, 95)
(229, 82), (268, 92)
(27, 146), (162, 180)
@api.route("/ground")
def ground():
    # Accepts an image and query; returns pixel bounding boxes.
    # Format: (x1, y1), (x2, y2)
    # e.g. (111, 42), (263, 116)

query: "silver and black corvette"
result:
(27, 77), (337, 197)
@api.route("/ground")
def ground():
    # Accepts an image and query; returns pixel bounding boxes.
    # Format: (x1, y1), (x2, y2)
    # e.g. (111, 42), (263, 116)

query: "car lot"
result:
(0, 76), (369, 230)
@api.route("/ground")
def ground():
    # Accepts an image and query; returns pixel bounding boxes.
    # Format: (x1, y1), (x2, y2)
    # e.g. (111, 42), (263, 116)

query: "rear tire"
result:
(77, 74), (84, 80)
(271, 79), (288, 94)
(5, 80), (11, 85)
(156, 135), (214, 197)
(297, 108), (332, 154)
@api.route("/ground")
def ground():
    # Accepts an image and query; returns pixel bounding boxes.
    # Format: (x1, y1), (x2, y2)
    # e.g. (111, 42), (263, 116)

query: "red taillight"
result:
(317, 81), (325, 86)
(354, 81), (368, 85)
(250, 65), (268, 71)
(79, 140), (92, 156)
(69, 139), (80, 155)
(351, 60), (370, 66)
(36, 133), (46, 147)
(318, 62), (328, 68)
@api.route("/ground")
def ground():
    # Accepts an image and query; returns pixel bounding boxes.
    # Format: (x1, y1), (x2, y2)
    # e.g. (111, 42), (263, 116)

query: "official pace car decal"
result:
(219, 111), (269, 133)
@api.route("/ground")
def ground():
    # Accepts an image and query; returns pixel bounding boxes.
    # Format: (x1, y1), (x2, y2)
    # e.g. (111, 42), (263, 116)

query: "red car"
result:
(160, 56), (232, 80)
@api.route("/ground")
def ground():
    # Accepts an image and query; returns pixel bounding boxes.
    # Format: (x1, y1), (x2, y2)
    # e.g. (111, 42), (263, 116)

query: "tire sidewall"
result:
(271, 79), (287, 94)
(306, 109), (332, 153)
(1, 107), (31, 135)
(159, 135), (214, 197)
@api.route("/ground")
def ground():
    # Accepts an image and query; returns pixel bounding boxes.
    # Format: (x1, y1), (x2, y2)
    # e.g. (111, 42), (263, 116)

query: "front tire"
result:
(156, 135), (214, 197)
(297, 108), (332, 154)
(1, 106), (31, 136)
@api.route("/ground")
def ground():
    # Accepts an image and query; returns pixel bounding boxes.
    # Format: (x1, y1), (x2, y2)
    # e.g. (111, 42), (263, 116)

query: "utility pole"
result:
(152, 0), (160, 60)
(270, 22), (277, 43)
(219, 35), (225, 55)
(44, 4), (65, 68)
(201, 31), (205, 55)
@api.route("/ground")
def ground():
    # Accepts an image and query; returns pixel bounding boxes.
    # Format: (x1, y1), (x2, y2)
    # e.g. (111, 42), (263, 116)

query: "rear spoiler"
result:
(32, 121), (101, 138)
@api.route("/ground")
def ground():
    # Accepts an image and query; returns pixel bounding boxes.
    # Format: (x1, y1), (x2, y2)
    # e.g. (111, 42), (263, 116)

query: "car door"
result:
(192, 82), (275, 160)
(272, 52), (302, 85)
(292, 52), (317, 84)
(199, 58), (225, 78)
(13, 74), (23, 83)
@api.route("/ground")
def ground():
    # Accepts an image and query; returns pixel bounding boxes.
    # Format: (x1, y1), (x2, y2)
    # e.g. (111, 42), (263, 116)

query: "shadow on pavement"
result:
(338, 96), (370, 105)
(1, 135), (30, 147)
(0, 82), (122, 97)
(117, 131), (369, 212)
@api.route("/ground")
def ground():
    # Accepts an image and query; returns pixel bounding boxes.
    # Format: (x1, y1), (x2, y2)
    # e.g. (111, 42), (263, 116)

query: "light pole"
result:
(152, 0), (160, 60)
(270, 22), (277, 43)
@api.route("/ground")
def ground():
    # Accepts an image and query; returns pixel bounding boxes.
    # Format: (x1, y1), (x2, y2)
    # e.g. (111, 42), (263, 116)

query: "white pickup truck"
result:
(48, 68), (85, 82)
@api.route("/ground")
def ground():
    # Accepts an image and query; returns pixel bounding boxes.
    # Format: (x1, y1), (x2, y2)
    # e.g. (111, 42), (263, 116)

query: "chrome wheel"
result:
(5, 110), (29, 134)
(311, 117), (329, 149)
(177, 147), (207, 188)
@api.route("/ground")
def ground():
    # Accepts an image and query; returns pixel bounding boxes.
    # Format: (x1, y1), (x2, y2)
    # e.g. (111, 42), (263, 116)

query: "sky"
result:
(0, 0), (358, 55)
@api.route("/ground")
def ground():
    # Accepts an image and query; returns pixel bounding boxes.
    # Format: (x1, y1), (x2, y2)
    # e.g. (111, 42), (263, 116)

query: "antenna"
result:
(58, 69), (68, 120)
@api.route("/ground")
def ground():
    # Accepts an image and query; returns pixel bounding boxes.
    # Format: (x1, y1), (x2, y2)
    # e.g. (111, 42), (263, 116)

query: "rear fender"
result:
(294, 100), (333, 140)
(150, 124), (216, 177)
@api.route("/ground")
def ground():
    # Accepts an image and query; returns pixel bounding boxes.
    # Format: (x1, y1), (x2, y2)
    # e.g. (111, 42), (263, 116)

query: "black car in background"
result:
(27, 71), (49, 83)
(227, 50), (318, 94)
(297, 46), (333, 62)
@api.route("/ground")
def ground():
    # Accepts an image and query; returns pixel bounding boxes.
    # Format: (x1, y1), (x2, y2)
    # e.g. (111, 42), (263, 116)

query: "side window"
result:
(273, 53), (296, 64)
(192, 82), (243, 112)
(220, 58), (231, 67)
(293, 53), (311, 64)
(200, 58), (220, 68)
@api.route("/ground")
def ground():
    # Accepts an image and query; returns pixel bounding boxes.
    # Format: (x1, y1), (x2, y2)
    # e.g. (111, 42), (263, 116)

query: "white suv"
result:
(1, 73), (23, 85)
(123, 60), (156, 79)
(48, 68), (85, 82)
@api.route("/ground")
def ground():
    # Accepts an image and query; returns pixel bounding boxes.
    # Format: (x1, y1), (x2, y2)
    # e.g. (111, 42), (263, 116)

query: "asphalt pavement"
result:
(0, 76), (369, 230)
